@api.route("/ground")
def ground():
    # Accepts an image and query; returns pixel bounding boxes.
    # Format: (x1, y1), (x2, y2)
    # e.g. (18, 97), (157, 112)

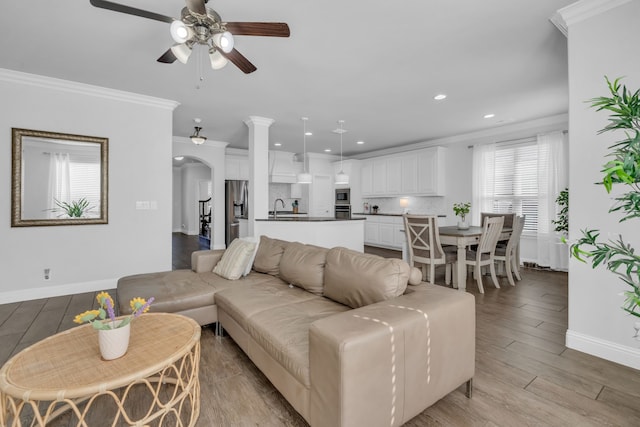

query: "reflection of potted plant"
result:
(372, 205), (379, 214)
(453, 202), (471, 229)
(570, 77), (640, 326)
(53, 198), (94, 218)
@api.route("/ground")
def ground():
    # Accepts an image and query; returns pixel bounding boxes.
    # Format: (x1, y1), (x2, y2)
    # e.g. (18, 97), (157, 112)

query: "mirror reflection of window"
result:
(21, 138), (101, 220)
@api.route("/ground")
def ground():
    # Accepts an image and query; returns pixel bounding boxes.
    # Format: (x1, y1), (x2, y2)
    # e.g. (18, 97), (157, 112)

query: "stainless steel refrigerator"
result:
(225, 180), (249, 246)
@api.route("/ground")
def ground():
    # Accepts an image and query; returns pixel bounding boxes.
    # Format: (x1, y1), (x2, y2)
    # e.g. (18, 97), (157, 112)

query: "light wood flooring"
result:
(1, 246), (640, 426)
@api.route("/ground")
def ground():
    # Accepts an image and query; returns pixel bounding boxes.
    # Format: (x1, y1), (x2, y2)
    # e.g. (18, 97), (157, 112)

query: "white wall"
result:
(0, 69), (177, 303)
(564, 0), (640, 369)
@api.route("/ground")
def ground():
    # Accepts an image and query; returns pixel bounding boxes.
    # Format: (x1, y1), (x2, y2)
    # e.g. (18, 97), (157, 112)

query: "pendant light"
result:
(297, 117), (312, 184)
(334, 120), (349, 185)
(190, 118), (207, 145)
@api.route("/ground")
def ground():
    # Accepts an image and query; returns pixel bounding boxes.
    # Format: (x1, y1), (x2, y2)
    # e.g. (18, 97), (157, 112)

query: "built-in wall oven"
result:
(335, 204), (352, 219)
(335, 188), (350, 205)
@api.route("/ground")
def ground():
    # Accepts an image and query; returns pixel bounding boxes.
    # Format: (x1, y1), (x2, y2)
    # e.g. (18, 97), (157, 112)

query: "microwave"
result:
(335, 188), (350, 205)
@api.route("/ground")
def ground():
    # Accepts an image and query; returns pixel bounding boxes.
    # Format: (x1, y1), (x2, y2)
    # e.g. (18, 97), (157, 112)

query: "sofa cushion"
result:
(279, 242), (328, 296)
(323, 247), (410, 308)
(246, 298), (350, 387)
(253, 236), (288, 275)
(215, 278), (318, 331)
(213, 238), (257, 280)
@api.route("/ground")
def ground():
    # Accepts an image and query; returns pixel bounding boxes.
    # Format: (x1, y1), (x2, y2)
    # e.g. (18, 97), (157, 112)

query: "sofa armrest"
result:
(309, 285), (475, 427)
(191, 249), (225, 273)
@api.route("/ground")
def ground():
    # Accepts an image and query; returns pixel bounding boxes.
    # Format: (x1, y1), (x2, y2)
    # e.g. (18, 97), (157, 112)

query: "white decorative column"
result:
(245, 116), (274, 236)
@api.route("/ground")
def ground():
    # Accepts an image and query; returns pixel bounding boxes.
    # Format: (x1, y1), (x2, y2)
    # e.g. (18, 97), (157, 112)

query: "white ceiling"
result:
(0, 0), (573, 156)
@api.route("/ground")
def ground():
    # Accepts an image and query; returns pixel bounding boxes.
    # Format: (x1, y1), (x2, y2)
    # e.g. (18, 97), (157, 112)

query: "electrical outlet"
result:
(44, 268), (51, 280)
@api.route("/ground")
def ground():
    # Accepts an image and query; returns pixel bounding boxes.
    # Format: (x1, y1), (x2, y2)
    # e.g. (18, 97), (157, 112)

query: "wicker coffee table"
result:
(0, 312), (201, 427)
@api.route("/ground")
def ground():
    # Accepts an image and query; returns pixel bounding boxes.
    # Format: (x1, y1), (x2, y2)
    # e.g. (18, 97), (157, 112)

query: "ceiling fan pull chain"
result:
(195, 46), (205, 89)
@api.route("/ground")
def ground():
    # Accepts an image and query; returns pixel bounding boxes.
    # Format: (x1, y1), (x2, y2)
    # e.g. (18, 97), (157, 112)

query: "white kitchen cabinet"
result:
(225, 155), (249, 180)
(360, 147), (445, 197)
(372, 160), (387, 195)
(364, 221), (379, 245)
(417, 147), (445, 196)
(361, 162), (373, 195)
(401, 155), (418, 194)
(363, 214), (404, 249)
(386, 157), (402, 194)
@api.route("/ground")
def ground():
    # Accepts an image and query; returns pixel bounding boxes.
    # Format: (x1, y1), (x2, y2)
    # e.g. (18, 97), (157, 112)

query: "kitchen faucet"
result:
(273, 198), (285, 219)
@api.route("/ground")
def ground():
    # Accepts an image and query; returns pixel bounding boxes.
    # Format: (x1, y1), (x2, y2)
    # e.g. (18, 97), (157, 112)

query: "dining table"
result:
(439, 225), (512, 291)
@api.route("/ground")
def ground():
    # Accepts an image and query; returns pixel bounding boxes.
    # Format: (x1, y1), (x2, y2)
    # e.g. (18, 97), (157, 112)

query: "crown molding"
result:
(173, 136), (229, 148)
(0, 68), (179, 110)
(551, 0), (632, 36)
(226, 147), (249, 156)
(244, 116), (275, 128)
(352, 113), (568, 160)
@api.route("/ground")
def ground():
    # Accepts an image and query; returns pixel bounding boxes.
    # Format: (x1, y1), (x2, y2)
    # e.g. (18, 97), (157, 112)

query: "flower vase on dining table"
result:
(457, 216), (469, 230)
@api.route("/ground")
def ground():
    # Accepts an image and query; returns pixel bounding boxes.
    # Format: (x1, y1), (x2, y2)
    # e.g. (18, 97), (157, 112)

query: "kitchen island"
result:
(254, 217), (365, 251)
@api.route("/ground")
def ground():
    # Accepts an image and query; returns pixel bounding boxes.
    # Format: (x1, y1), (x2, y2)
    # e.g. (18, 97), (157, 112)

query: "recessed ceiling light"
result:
(174, 156), (184, 160)
(434, 94), (447, 100)
(305, 131), (313, 136)
(324, 149), (332, 152)
(356, 140), (365, 145)
(484, 113), (495, 119)
(274, 142), (282, 147)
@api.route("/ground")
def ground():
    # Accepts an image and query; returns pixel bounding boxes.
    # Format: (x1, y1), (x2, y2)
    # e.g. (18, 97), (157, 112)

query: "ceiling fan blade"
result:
(222, 49), (257, 74)
(225, 22), (290, 37)
(157, 49), (177, 64)
(185, 0), (207, 16)
(89, 0), (174, 24)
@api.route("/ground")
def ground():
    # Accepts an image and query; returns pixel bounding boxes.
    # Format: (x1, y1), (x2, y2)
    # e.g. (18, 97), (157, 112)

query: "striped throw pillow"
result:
(213, 238), (257, 280)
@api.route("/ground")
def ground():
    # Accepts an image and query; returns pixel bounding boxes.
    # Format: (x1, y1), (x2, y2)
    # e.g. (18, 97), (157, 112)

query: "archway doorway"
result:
(172, 156), (211, 269)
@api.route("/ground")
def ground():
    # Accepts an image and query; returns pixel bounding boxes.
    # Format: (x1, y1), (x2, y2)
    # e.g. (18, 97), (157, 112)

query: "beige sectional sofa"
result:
(117, 236), (476, 427)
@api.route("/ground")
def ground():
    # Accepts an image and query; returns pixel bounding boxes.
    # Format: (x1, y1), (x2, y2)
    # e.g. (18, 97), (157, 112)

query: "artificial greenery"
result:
(570, 77), (640, 319)
(453, 202), (471, 220)
(53, 198), (94, 218)
(552, 188), (569, 235)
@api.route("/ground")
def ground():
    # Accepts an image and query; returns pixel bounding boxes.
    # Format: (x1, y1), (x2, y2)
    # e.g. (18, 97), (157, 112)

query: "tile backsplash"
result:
(361, 196), (448, 217)
(269, 183), (308, 212)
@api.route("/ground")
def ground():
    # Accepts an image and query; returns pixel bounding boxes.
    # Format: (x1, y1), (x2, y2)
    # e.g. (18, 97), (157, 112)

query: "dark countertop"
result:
(256, 217), (365, 222)
(352, 212), (446, 217)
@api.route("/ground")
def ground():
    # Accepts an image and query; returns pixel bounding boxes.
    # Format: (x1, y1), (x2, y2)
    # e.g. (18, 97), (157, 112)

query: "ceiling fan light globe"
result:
(209, 50), (228, 70)
(170, 20), (190, 43)
(213, 31), (234, 53)
(191, 136), (206, 145)
(170, 43), (192, 64)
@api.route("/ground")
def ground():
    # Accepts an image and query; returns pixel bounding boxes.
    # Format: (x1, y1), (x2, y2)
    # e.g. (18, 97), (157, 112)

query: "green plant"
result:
(570, 76), (640, 319)
(552, 188), (569, 235)
(453, 202), (471, 219)
(53, 198), (94, 218)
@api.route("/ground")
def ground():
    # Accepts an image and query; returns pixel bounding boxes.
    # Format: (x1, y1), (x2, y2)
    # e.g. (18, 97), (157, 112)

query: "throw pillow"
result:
(240, 236), (260, 276)
(323, 247), (410, 308)
(213, 238), (257, 280)
(278, 242), (328, 295)
(253, 235), (288, 275)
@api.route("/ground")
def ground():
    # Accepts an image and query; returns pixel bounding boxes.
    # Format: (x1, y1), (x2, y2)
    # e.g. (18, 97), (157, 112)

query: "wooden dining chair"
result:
(459, 216), (504, 293)
(494, 215), (525, 286)
(403, 214), (457, 285)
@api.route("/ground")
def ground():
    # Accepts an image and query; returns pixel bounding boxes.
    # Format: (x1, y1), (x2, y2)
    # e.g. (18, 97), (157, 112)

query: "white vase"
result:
(457, 220), (469, 230)
(98, 321), (130, 360)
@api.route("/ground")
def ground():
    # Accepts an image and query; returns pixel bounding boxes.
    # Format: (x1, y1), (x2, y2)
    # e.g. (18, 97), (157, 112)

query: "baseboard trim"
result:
(0, 279), (118, 304)
(566, 329), (640, 370)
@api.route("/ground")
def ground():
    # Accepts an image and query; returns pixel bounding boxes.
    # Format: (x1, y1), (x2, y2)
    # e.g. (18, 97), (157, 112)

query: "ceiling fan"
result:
(89, 0), (290, 74)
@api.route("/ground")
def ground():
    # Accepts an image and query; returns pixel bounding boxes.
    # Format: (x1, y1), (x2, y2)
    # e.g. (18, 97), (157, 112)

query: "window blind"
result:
(490, 142), (540, 233)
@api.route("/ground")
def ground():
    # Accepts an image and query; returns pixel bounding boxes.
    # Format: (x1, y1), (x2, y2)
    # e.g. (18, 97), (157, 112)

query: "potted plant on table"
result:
(570, 77), (640, 334)
(74, 291), (154, 360)
(453, 202), (471, 229)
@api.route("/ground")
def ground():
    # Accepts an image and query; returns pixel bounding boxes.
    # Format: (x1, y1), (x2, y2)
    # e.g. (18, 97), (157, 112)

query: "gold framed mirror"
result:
(11, 128), (108, 227)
